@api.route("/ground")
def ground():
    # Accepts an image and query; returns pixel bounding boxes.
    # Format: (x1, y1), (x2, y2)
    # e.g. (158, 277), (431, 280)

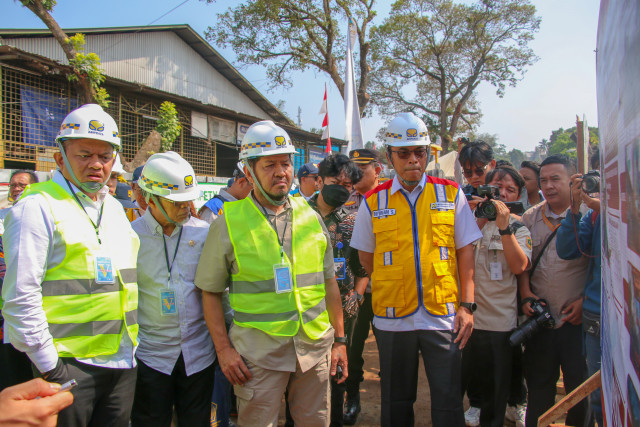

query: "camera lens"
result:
(582, 175), (600, 193)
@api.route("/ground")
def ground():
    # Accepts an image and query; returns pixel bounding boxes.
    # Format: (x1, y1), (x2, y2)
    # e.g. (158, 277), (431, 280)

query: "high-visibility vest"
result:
(366, 176), (460, 318)
(224, 197), (330, 339)
(19, 180), (140, 358)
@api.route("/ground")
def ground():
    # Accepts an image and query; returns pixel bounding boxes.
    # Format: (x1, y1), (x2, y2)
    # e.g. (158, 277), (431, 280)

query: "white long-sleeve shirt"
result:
(131, 211), (215, 376)
(2, 171), (135, 373)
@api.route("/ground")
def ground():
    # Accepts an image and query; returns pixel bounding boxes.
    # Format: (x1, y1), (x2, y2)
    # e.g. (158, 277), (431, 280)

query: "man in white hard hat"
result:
(130, 152), (215, 427)
(1, 104), (140, 427)
(350, 112), (481, 427)
(195, 120), (347, 426)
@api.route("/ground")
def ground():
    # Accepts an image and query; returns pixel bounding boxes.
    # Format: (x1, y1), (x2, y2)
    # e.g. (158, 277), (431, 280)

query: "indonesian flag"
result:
(319, 83), (331, 152)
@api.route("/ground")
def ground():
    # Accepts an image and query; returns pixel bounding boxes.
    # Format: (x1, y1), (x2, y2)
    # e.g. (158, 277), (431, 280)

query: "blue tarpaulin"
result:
(20, 86), (77, 147)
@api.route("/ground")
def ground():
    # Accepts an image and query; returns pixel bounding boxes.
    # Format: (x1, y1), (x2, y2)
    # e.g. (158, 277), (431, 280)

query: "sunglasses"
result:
(463, 164), (488, 178)
(390, 148), (428, 159)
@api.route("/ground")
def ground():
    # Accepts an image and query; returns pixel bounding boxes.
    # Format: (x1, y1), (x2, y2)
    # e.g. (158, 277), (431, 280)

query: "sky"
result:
(0, 0), (601, 154)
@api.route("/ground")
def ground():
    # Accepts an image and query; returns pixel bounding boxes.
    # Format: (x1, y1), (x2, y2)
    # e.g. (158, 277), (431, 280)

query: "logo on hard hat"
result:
(88, 120), (105, 135)
(184, 175), (194, 188)
(274, 136), (287, 147)
(407, 128), (417, 138)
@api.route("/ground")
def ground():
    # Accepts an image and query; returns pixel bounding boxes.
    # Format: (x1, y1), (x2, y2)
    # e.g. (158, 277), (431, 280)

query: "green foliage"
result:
(20, 0), (56, 11)
(156, 101), (182, 152)
(369, 0), (541, 150)
(66, 33), (110, 107)
(540, 126), (599, 159)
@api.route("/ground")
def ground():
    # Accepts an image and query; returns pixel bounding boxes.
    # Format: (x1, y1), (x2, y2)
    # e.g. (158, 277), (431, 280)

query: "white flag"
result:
(344, 19), (364, 152)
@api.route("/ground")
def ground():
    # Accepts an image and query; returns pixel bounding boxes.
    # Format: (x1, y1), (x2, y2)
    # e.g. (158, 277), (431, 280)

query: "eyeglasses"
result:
(463, 164), (488, 178)
(390, 148), (428, 159)
(160, 198), (191, 208)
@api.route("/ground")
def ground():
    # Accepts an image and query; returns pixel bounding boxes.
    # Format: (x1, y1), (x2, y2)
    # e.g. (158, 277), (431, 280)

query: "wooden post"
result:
(576, 115), (589, 174)
(537, 370), (601, 427)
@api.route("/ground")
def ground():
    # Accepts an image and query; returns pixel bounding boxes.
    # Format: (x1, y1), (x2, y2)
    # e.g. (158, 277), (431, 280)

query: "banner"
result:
(21, 86), (77, 147)
(344, 19), (364, 152)
(597, 0), (640, 425)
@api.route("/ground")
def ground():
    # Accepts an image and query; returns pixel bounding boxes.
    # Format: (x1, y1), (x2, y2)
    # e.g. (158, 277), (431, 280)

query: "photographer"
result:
(518, 155), (589, 427)
(459, 141), (496, 211)
(461, 166), (531, 427)
(555, 167), (602, 426)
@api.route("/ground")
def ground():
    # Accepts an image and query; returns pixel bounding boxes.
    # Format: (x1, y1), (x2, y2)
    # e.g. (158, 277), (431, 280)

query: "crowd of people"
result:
(0, 104), (602, 427)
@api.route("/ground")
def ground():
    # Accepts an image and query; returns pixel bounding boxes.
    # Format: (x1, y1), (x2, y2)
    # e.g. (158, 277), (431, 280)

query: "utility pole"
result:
(297, 106), (303, 128)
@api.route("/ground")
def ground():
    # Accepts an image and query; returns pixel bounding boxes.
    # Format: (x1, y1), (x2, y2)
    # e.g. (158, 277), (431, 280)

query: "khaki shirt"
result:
(473, 218), (532, 331)
(195, 193), (336, 372)
(343, 190), (364, 214)
(521, 202), (588, 326)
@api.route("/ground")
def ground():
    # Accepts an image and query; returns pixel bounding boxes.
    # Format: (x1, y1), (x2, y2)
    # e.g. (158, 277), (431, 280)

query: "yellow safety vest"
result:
(224, 197), (330, 339)
(19, 180), (140, 358)
(367, 177), (460, 318)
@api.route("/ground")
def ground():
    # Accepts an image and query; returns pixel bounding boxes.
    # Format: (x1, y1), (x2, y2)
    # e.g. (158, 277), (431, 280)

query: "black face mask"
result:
(321, 184), (351, 208)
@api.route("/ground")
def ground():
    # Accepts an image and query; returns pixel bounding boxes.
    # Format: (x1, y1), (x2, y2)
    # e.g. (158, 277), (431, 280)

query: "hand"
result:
(218, 347), (252, 386)
(581, 192), (601, 214)
(453, 307), (474, 349)
(493, 200), (511, 231)
(569, 174), (584, 214)
(468, 196), (484, 211)
(561, 298), (583, 325)
(342, 290), (360, 319)
(0, 378), (73, 427)
(330, 343), (348, 384)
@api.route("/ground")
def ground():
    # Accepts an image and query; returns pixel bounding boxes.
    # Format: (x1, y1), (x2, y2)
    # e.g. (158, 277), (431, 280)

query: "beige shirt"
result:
(521, 202), (589, 326)
(473, 218), (532, 331)
(195, 193), (336, 372)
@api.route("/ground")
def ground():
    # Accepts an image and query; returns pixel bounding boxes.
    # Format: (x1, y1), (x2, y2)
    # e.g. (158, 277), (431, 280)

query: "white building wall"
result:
(3, 32), (270, 119)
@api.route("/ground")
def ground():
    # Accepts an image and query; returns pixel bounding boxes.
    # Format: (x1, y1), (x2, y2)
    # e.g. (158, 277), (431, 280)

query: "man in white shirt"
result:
(1, 104), (140, 426)
(131, 152), (215, 427)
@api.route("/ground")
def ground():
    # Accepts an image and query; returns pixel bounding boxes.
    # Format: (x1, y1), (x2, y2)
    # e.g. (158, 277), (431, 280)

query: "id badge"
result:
(95, 256), (115, 284)
(490, 262), (503, 281)
(160, 289), (177, 316)
(274, 263), (293, 294)
(334, 257), (346, 280)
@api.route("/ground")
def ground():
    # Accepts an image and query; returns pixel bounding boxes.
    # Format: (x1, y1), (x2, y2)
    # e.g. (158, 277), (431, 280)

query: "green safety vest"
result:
(225, 197), (330, 340)
(18, 180), (140, 358)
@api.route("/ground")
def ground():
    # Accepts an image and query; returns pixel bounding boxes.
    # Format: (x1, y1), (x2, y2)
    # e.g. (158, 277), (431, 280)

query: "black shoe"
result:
(343, 398), (361, 425)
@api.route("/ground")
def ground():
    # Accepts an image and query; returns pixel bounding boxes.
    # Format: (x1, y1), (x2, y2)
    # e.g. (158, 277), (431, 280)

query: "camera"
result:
(581, 170), (600, 194)
(474, 185), (525, 220)
(509, 299), (555, 346)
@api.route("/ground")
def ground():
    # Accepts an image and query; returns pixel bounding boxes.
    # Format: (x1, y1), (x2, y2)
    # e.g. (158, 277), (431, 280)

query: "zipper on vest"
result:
(400, 191), (424, 311)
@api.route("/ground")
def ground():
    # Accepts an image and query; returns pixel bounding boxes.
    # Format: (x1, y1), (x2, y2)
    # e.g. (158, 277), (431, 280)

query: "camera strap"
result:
(530, 227), (558, 278)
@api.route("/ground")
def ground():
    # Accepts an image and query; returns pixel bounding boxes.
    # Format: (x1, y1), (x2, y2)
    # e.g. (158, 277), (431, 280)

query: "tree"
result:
(508, 148), (525, 166)
(19, 0), (109, 106)
(156, 102), (182, 152)
(369, 0), (540, 152)
(543, 126), (599, 159)
(203, 0), (376, 113)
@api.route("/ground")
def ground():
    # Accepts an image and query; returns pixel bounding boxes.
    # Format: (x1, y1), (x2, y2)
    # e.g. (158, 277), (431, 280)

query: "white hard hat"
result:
(239, 121), (296, 160)
(112, 153), (125, 175)
(384, 112), (431, 147)
(138, 151), (200, 202)
(56, 104), (121, 149)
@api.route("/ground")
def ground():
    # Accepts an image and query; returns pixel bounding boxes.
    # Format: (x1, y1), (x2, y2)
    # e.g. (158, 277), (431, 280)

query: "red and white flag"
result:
(319, 83), (332, 153)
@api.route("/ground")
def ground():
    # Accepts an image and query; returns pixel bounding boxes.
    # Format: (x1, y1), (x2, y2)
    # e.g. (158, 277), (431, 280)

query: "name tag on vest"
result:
(430, 202), (455, 210)
(373, 209), (396, 218)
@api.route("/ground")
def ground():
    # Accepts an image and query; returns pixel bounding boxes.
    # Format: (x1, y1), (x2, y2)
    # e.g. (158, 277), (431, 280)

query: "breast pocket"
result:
(373, 216), (398, 253)
(431, 212), (455, 247)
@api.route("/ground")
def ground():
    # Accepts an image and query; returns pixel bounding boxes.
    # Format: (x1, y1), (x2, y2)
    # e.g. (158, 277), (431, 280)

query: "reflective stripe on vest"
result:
(225, 197), (330, 339)
(367, 178), (460, 318)
(21, 180), (140, 358)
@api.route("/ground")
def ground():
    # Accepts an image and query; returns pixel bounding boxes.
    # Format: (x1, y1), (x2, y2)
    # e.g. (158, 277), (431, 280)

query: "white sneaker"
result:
(505, 404), (526, 427)
(464, 406), (481, 427)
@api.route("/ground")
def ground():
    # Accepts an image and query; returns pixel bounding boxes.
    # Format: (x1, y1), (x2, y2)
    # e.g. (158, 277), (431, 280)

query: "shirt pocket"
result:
(431, 212), (455, 247)
(373, 216), (398, 253)
(432, 261), (458, 303)
(372, 265), (405, 308)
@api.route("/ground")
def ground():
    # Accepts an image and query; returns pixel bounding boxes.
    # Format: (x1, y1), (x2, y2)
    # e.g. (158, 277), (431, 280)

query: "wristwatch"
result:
(498, 225), (513, 236)
(334, 336), (348, 344)
(460, 302), (477, 313)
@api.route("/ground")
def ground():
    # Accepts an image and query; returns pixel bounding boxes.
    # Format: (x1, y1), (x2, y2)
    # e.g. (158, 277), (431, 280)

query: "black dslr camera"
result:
(509, 299), (555, 346)
(581, 170), (600, 194)
(474, 185), (525, 221)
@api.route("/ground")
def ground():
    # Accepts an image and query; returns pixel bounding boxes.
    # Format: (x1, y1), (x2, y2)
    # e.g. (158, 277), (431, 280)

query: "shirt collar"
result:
(389, 173), (427, 196)
(250, 191), (291, 216)
(142, 208), (183, 237)
(542, 201), (568, 220)
(53, 170), (108, 206)
(218, 188), (237, 202)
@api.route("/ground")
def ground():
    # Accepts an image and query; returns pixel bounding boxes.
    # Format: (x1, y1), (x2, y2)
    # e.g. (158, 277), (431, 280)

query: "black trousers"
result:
(131, 354), (215, 427)
(345, 293), (374, 398)
(0, 342), (33, 390)
(375, 327), (465, 427)
(507, 343), (527, 406)
(41, 357), (137, 427)
(523, 323), (587, 427)
(462, 330), (512, 427)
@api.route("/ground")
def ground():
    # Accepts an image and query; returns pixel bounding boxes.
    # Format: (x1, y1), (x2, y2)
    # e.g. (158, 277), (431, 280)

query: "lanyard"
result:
(541, 204), (561, 232)
(259, 204), (289, 262)
(64, 177), (105, 245)
(162, 226), (184, 282)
